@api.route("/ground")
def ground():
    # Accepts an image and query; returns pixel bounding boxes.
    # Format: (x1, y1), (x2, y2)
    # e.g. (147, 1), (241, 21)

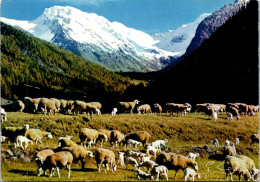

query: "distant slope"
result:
(146, 0), (258, 104)
(1, 6), (177, 72)
(0, 22), (131, 100)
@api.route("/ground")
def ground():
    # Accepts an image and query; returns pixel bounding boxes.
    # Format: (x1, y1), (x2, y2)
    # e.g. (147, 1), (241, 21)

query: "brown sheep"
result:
(25, 129), (53, 144)
(37, 151), (73, 178)
(72, 100), (98, 115)
(94, 148), (117, 172)
(23, 97), (41, 113)
(65, 100), (75, 114)
(35, 149), (55, 173)
(156, 153), (198, 179)
(228, 106), (240, 120)
(38, 98), (58, 115)
(110, 130), (125, 148)
(250, 134), (259, 145)
(137, 104), (152, 115)
(88, 102), (102, 110)
(59, 99), (68, 113)
(58, 138), (78, 148)
(153, 103), (162, 115)
(98, 129), (112, 141)
(124, 131), (150, 146)
(118, 100), (140, 114)
(79, 128), (107, 148)
(50, 98), (61, 112)
(223, 144), (237, 156)
(62, 145), (93, 169)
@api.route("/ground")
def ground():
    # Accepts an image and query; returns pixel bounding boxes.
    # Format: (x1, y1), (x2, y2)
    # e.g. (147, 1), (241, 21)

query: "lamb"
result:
(95, 148), (117, 172)
(58, 138), (77, 148)
(141, 154), (151, 163)
(153, 103), (162, 115)
(150, 165), (168, 181)
(150, 139), (168, 150)
(79, 128), (107, 148)
(250, 134), (259, 145)
(25, 129), (53, 144)
(35, 149), (55, 173)
(212, 138), (219, 147)
(227, 112), (233, 121)
(224, 156), (251, 181)
(187, 152), (199, 160)
(15, 135), (33, 149)
(128, 150), (146, 161)
(2, 124), (29, 143)
(118, 152), (125, 166)
(184, 168), (201, 181)
(111, 108), (118, 115)
(0, 107), (7, 123)
(110, 130), (125, 148)
(235, 138), (239, 145)
(61, 145), (93, 169)
(125, 157), (139, 169)
(139, 160), (158, 173)
(37, 151), (73, 178)
(147, 145), (161, 156)
(156, 153), (198, 179)
(137, 104), (152, 115)
(126, 139), (143, 148)
(124, 131), (150, 146)
(117, 99), (140, 114)
(134, 168), (153, 180)
(23, 97), (41, 113)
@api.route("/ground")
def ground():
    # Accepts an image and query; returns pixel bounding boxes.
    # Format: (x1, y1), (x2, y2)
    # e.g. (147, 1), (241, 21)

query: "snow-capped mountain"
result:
(1, 6), (179, 72)
(152, 13), (210, 55)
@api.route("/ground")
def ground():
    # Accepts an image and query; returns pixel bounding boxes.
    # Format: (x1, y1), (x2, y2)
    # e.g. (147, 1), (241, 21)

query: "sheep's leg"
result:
(67, 164), (71, 178)
(81, 159), (85, 169)
(56, 167), (60, 178)
(164, 172), (168, 181)
(173, 169), (179, 179)
(50, 167), (55, 177)
(105, 163), (109, 172)
(156, 172), (160, 181)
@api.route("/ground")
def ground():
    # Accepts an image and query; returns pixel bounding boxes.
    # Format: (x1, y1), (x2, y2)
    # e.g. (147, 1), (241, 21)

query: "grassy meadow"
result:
(1, 112), (259, 181)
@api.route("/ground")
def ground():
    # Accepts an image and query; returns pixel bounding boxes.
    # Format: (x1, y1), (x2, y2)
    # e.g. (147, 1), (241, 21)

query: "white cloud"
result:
(51, 0), (120, 6)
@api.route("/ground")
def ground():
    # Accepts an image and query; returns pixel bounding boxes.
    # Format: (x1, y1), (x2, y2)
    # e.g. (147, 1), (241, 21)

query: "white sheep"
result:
(187, 152), (200, 160)
(25, 129), (53, 144)
(0, 107), (7, 122)
(141, 154), (151, 163)
(139, 160), (158, 173)
(125, 157), (139, 169)
(111, 108), (118, 116)
(126, 139), (143, 148)
(150, 165), (168, 181)
(79, 128), (107, 148)
(184, 168), (201, 181)
(225, 140), (230, 146)
(147, 145), (161, 156)
(1, 136), (8, 143)
(128, 151), (146, 161)
(235, 138), (239, 145)
(137, 104), (152, 115)
(212, 138), (219, 147)
(151, 139), (168, 150)
(227, 112), (233, 121)
(134, 168), (153, 180)
(118, 152), (125, 166)
(37, 151), (73, 178)
(15, 135), (33, 149)
(95, 148), (117, 173)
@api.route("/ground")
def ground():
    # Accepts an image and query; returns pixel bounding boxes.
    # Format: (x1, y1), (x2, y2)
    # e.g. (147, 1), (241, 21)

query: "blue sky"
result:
(1, 0), (234, 34)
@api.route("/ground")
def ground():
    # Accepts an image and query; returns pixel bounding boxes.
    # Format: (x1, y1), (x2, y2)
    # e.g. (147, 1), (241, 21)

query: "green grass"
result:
(1, 112), (259, 181)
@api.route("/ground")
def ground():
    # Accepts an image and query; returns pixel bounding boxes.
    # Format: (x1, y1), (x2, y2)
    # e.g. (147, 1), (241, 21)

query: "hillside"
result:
(0, 22), (131, 100)
(145, 0), (258, 104)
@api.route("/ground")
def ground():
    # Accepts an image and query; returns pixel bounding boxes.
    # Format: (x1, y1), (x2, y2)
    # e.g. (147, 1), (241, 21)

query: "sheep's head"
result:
(47, 133), (53, 139)
(87, 151), (94, 158)
(192, 162), (198, 171)
(196, 173), (201, 179)
(241, 170), (251, 181)
(24, 124), (30, 131)
(134, 100), (140, 105)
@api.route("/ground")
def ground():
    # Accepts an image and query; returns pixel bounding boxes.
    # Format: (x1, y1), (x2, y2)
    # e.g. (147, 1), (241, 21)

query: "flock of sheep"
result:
(0, 98), (259, 181)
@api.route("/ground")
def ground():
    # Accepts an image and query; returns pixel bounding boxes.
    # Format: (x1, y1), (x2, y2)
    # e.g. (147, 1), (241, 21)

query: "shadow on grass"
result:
(72, 168), (96, 172)
(208, 154), (225, 161)
(9, 169), (36, 176)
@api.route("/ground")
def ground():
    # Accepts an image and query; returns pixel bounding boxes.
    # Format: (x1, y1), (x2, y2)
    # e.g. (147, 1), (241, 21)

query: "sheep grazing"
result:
(117, 99), (140, 114)
(223, 143), (237, 156)
(124, 131), (150, 146)
(165, 103), (190, 116)
(35, 149), (55, 173)
(235, 138), (239, 145)
(184, 168), (201, 181)
(79, 128), (107, 148)
(98, 129), (112, 141)
(227, 112), (233, 121)
(15, 135), (33, 149)
(153, 103), (162, 115)
(58, 138), (77, 148)
(156, 153), (198, 179)
(62, 145), (93, 169)
(66, 100), (75, 114)
(95, 148), (117, 173)
(72, 100), (98, 116)
(139, 160), (158, 173)
(228, 106), (240, 120)
(125, 157), (139, 170)
(150, 165), (169, 181)
(126, 139), (143, 149)
(50, 98), (61, 112)
(137, 104), (152, 115)
(146, 145), (161, 156)
(237, 154), (259, 180)
(224, 156), (251, 181)
(37, 151), (73, 178)
(212, 138), (219, 147)
(187, 152), (199, 160)
(0, 107), (7, 123)
(2, 124), (30, 143)
(150, 139), (168, 150)
(25, 129), (53, 144)
(134, 168), (153, 180)
(110, 130), (125, 148)
(88, 102), (102, 114)
(23, 97), (41, 113)
(250, 134), (259, 145)
(111, 108), (118, 116)
(118, 152), (125, 166)
(59, 99), (68, 113)
(38, 98), (58, 115)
